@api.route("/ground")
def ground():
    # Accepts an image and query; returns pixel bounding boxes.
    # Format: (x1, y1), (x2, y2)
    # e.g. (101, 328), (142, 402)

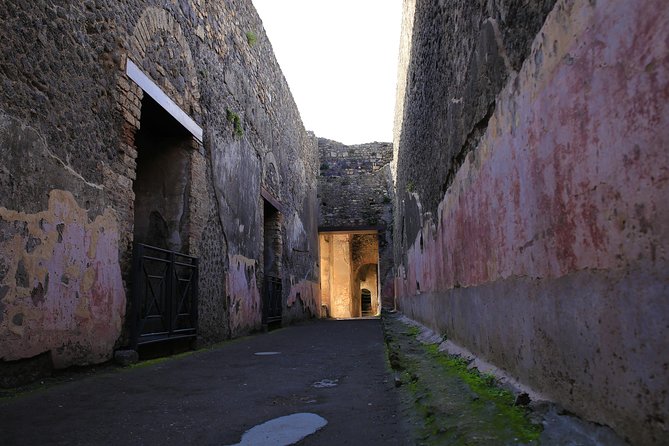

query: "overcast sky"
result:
(252, 0), (403, 145)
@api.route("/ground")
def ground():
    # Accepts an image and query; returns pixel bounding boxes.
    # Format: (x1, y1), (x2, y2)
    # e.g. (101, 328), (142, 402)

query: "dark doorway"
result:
(131, 95), (198, 351)
(361, 289), (372, 316)
(133, 95), (192, 252)
(262, 199), (283, 325)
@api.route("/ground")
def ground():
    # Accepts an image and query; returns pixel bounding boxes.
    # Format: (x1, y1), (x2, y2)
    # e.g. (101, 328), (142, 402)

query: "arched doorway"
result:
(355, 263), (379, 317)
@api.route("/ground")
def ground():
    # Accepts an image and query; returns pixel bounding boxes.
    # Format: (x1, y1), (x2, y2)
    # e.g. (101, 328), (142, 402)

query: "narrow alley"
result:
(0, 0), (667, 445)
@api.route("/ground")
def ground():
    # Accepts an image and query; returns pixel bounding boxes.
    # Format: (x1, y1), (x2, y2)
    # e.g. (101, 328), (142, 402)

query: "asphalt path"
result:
(0, 319), (410, 445)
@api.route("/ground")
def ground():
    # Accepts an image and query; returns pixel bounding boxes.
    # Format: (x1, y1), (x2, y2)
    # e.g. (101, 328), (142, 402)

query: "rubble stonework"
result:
(0, 0), (319, 376)
(393, 0), (669, 444)
(318, 138), (393, 229)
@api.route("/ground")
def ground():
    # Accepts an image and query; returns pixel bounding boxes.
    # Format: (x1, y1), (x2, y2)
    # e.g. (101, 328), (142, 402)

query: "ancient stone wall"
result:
(393, 0), (669, 443)
(0, 0), (319, 377)
(319, 138), (392, 229)
(318, 138), (394, 305)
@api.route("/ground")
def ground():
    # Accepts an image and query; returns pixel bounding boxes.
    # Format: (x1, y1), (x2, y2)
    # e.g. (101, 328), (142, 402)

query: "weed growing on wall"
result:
(246, 31), (257, 46)
(226, 109), (244, 138)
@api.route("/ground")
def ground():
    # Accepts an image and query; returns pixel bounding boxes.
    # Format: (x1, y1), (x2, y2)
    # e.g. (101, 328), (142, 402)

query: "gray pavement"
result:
(0, 319), (410, 446)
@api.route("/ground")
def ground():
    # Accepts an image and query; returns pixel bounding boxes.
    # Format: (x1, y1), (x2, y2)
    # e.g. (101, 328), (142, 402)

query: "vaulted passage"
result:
(319, 231), (380, 318)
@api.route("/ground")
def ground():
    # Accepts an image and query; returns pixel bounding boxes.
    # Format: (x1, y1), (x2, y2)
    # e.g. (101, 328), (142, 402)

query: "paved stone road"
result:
(0, 319), (410, 445)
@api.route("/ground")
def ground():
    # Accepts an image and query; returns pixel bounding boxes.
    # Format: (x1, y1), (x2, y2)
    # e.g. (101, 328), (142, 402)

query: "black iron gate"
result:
(263, 275), (282, 324)
(131, 243), (198, 348)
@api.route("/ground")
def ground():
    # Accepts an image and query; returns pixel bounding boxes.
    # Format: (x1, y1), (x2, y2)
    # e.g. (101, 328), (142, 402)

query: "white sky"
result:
(251, 0), (402, 145)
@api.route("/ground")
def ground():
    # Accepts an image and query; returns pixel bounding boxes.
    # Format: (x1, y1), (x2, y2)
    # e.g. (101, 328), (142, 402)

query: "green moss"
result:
(0, 331), (276, 401)
(406, 325), (420, 337)
(406, 180), (415, 193)
(226, 108), (244, 138)
(383, 315), (541, 445)
(0, 382), (55, 401)
(246, 31), (257, 46)
(127, 349), (197, 370)
(423, 343), (542, 442)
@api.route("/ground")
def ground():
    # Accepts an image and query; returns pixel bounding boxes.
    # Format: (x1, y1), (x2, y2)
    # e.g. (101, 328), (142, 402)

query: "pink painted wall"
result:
(0, 191), (125, 368)
(226, 254), (262, 337)
(396, 1), (669, 443)
(226, 254), (320, 334)
(286, 279), (320, 320)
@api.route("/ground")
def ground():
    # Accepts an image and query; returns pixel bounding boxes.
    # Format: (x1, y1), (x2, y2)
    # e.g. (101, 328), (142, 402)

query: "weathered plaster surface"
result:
(1, 0), (320, 368)
(285, 279), (320, 322)
(395, 0), (669, 443)
(401, 2), (668, 293)
(226, 254), (261, 337)
(0, 191), (125, 368)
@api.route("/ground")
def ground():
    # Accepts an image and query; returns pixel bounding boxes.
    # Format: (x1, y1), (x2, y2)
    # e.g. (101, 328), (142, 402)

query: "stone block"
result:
(113, 349), (138, 366)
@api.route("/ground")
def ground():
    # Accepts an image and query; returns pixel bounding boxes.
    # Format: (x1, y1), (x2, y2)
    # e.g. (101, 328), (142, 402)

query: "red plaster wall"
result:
(395, 1), (669, 443)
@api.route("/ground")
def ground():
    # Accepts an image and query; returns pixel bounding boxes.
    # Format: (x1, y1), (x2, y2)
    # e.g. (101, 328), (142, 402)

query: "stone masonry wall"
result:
(393, 0), (669, 444)
(0, 0), (319, 377)
(319, 138), (393, 229)
(318, 138), (395, 306)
